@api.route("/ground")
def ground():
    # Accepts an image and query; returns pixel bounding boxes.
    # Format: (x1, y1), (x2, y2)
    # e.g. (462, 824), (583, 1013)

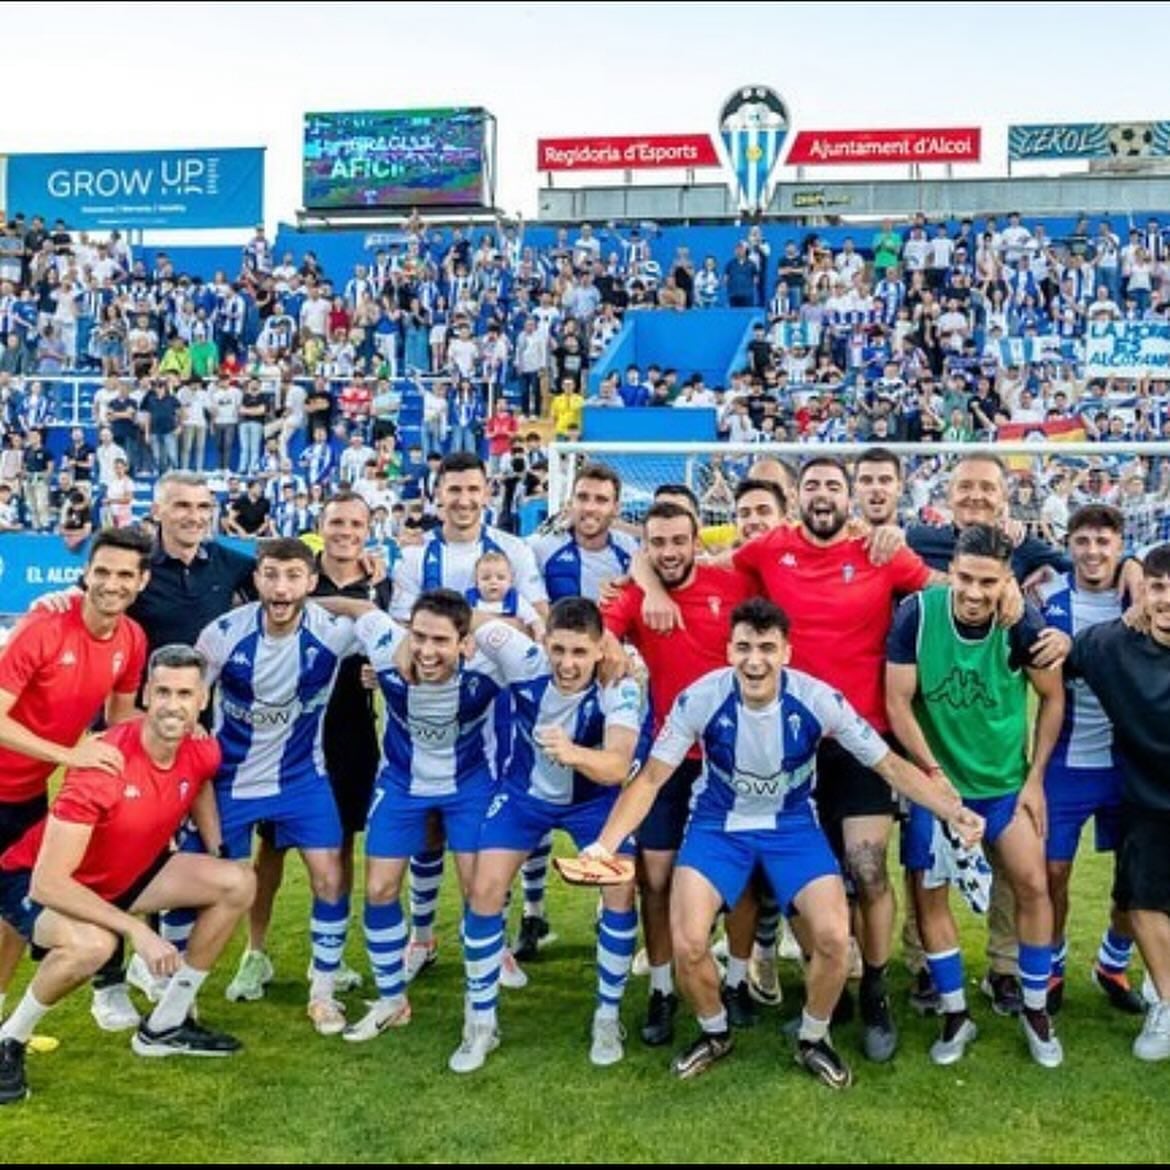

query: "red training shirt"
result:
(1, 717), (221, 901)
(0, 595), (147, 801)
(603, 564), (753, 750)
(732, 528), (930, 731)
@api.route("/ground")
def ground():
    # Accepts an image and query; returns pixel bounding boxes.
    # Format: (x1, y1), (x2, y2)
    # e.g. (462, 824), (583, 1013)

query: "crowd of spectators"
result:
(0, 208), (1168, 548)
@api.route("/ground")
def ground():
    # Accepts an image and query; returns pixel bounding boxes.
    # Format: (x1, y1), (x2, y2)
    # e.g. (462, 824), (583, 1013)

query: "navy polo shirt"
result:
(906, 524), (1069, 582)
(130, 540), (255, 650)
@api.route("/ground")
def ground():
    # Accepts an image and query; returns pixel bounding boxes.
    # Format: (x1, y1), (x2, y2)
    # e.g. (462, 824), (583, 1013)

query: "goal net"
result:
(547, 440), (1170, 555)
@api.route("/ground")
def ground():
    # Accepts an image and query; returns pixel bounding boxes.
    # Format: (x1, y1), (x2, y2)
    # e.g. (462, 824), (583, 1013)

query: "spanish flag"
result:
(996, 417), (1087, 470)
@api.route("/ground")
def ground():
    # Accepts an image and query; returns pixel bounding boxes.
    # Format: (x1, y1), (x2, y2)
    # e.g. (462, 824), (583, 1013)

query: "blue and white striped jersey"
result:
(196, 602), (361, 800)
(1038, 573), (1120, 770)
(357, 611), (514, 797)
(391, 526), (547, 621)
(651, 667), (888, 832)
(474, 622), (643, 805)
(529, 529), (639, 603)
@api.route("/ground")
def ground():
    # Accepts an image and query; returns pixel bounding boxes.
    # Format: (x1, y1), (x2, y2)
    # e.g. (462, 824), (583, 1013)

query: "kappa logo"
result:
(123, 784), (142, 800)
(924, 667), (996, 711)
(717, 715), (734, 730)
(780, 553), (797, 567)
(58, 649), (77, 667)
(1045, 603), (1067, 618)
(230, 652), (250, 668)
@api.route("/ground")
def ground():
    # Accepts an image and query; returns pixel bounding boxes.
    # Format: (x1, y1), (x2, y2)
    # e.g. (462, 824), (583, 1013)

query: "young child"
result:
(466, 550), (544, 638)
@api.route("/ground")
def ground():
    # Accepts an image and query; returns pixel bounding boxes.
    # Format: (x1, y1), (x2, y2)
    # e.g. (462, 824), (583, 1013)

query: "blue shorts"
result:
(1044, 763), (1123, 862)
(0, 869), (39, 942)
(477, 787), (634, 856)
(366, 779), (493, 859)
(638, 756), (701, 853)
(216, 779), (343, 860)
(902, 792), (1019, 872)
(676, 810), (841, 915)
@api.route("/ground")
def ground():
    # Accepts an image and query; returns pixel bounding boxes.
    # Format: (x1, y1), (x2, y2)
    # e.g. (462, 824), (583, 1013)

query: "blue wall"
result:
(591, 308), (757, 394)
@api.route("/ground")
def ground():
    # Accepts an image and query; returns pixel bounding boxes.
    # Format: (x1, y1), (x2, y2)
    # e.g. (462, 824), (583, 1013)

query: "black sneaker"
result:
(0, 1038), (27, 1105)
(670, 1030), (733, 1079)
(860, 988), (898, 1063)
(832, 985), (855, 1026)
(981, 971), (1023, 1017)
(640, 990), (678, 1047)
(722, 981), (759, 1030)
(1092, 965), (1146, 1015)
(908, 968), (941, 1017)
(131, 1016), (242, 1058)
(796, 1037), (853, 1089)
(513, 915), (553, 963)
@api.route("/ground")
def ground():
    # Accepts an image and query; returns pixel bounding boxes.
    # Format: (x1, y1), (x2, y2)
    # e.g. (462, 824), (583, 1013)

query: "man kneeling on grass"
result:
(0, 645), (253, 1104)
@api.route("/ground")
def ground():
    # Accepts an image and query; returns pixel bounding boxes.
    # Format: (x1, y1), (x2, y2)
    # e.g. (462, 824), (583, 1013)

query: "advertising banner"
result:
(5, 148), (264, 229)
(1008, 121), (1170, 161)
(537, 134), (720, 171)
(786, 127), (981, 166)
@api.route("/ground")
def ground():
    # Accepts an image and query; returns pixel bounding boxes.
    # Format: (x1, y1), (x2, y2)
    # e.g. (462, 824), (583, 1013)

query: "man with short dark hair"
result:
(1037, 505), (1144, 1015)
(193, 538), (372, 1037)
(0, 644), (251, 1103)
(589, 597), (979, 1085)
(887, 525), (1066, 1069)
(603, 502), (753, 1048)
(0, 528), (151, 1028)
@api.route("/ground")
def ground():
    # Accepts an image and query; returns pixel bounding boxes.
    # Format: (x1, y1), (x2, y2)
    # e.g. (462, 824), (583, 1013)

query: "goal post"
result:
(547, 440), (1170, 553)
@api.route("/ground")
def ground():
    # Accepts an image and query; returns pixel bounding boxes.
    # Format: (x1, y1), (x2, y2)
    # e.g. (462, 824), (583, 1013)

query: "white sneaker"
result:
(307, 997), (347, 1036)
(778, 920), (802, 961)
(448, 1022), (500, 1073)
(748, 953), (783, 1007)
(91, 984), (141, 1032)
(631, 947), (650, 978)
(499, 948), (528, 990)
(403, 940), (438, 984)
(225, 950), (274, 1003)
(305, 960), (363, 994)
(127, 953), (170, 1004)
(589, 1013), (625, 1067)
(929, 1016), (978, 1066)
(342, 998), (412, 1043)
(1021, 1011), (1063, 1069)
(1142, 973), (1160, 1009)
(710, 935), (730, 962)
(1135, 1001), (1170, 1062)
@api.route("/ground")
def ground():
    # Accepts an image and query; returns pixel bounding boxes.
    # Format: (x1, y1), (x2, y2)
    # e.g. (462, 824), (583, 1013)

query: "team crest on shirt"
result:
(305, 647), (319, 670)
(787, 713), (802, 739)
(842, 564), (855, 584)
(112, 651), (125, 676)
(708, 595), (722, 617)
(178, 778), (190, 800)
